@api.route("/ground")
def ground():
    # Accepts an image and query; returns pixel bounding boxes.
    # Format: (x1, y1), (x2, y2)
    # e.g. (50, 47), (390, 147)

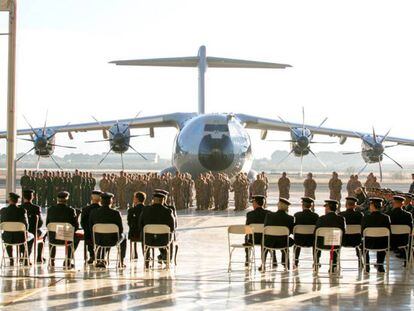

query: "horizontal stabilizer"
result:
(206, 57), (291, 69)
(110, 56), (291, 69)
(109, 57), (199, 67)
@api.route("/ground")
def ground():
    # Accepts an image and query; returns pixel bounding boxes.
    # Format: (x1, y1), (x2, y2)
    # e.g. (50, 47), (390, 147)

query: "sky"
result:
(1, 0), (414, 167)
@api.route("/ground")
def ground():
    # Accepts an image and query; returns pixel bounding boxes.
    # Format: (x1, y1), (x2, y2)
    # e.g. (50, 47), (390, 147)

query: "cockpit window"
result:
(204, 124), (229, 132)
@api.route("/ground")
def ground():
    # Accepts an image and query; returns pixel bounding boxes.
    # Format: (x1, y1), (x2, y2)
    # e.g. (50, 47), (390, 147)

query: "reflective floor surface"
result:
(1, 203), (414, 310)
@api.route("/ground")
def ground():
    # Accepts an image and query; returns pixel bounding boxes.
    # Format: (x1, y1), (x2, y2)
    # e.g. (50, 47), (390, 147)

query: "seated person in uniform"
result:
(339, 196), (364, 263)
(263, 198), (294, 269)
(46, 191), (80, 268)
(0, 192), (31, 266)
(244, 195), (269, 266)
(315, 200), (345, 272)
(362, 197), (391, 273)
(80, 190), (102, 265)
(20, 189), (45, 263)
(138, 190), (176, 268)
(89, 192), (126, 268)
(403, 193), (413, 213)
(386, 195), (413, 263)
(128, 191), (146, 259)
(293, 197), (319, 268)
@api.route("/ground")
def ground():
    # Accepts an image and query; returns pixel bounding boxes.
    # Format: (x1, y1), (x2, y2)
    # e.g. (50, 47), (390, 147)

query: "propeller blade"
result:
(309, 149), (327, 168)
(92, 116), (114, 136)
(343, 151), (362, 155)
(384, 144), (399, 149)
(380, 128), (392, 144)
(49, 143), (76, 149)
(18, 138), (35, 142)
(23, 115), (38, 138)
(42, 110), (49, 136)
(277, 115), (295, 132)
(354, 131), (374, 147)
(378, 159), (383, 182)
(372, 126), (377, 144)
(317, 117), (328, 129)
(358, 163), (369, 175)
(36, 155), (41, 171)
(128, 134), (150, 139)
(383, 153), (403, 169)
(98, 148), (113, 166)
(302, 107), (305, 136)
(121, 152), (125, 171)
(16, 147), (35, 162)
(85, 139), (111, 143)
(124, 110), (143, 134)
(127, 144), (148, 160)
(300, 153), (304, 177)
(267, 139), (295, 143)
(309, 141), (336, 144)
(50, 155), (63, 170)
(116, 121), (120, 133)
(47, 122), (71, 140)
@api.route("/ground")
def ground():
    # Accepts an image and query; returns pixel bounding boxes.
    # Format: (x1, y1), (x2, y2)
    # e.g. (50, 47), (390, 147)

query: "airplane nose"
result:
(113, 133), (125, 145)
(35, 137), (47, 148)
(198, 134), (235, 171)
(374, 143), (384, 154)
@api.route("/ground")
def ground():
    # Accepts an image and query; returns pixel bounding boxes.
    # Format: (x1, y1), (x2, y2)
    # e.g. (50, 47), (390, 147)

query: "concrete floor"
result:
(1, 192), (414, 310)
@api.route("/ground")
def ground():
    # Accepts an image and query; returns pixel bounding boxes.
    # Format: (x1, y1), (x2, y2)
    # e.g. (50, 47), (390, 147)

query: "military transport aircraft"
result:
(1, 46), (413, 179)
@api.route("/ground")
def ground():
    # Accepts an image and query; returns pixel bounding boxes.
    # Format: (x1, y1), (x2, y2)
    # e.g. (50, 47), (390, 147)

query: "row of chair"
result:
(227, 224), (413, 273)
(0, 222), (176, 270)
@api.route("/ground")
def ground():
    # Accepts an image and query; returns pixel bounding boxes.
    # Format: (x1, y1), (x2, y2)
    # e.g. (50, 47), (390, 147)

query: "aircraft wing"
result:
(0, 112), (197, 139)
(236, 113), (414, 146)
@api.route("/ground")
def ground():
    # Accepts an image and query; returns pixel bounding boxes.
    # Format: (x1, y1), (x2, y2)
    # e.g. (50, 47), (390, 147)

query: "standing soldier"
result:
(221, 174), (231, 210)
(99, 173), (110, 192)
(20, 170), (31, 191)
(303, 173), (317, 200)
(116, 171), (128, 209)
(232, 175), (242, 211)
(329, 172), (343, 210)
(45, 171), (53, 207)
(72, 170), (82, 209)
(251, 175), (266, 196)
(278, 172), (291, 199)
(35, 172), (45, 207)
(346, 175), (355, 196)
(261, 172), (269, 197)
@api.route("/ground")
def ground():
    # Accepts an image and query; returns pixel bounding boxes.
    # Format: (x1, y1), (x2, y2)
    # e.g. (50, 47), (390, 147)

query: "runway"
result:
(0, 202), (413, 310)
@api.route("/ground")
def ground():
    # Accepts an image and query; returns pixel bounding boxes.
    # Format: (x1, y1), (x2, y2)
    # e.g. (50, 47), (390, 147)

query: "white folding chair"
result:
(32, 215), (46, 265)
(390, 224), (411, 269)
(362, 227), (390, 273)
(262, 226), (291, 272)
(293, 225), (315, 267)
(342, 224), (362, 268)
(314, 227), (343, 274)
(143, 224), (173, 270)
(227, 225), (255, 272)
(92, 224), (124, 269)
(47, 222), (75, 269)
(0, 222), (31, 269)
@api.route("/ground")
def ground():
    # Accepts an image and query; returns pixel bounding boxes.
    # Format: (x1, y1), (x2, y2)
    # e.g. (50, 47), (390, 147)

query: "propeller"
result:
(89, 113), (148, 169)
(17, 113), (74, 169)
(346, 127), (403, 181)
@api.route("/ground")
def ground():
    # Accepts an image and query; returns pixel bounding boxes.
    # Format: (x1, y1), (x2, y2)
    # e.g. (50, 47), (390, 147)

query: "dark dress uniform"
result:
(293, 209), (319, 265)
(128, 203), (145, 259)
(0, 204), (30, 260)
(386, 208), (412, 258)
(138, 203), (175, 262)
(89, 205), (126, 262)
(315, 212), (345, 267)
(80, 203), (101, 260)
(264, 210), (294, 265)
(20, 201), (44, 260)
(46, 203), (80, 261)
(246, 207), (270, 244)
(361, 211), (391, 266)
(339, 209), (363, 247)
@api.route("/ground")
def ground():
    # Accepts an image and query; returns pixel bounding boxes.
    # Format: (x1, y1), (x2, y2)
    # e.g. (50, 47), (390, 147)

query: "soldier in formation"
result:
(278, 172), (290, 199)
(329, 172), (343, 210)
(232, 173), (250, 211)
(303, 173), (317, 200)
(19, 170), (96, 209)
